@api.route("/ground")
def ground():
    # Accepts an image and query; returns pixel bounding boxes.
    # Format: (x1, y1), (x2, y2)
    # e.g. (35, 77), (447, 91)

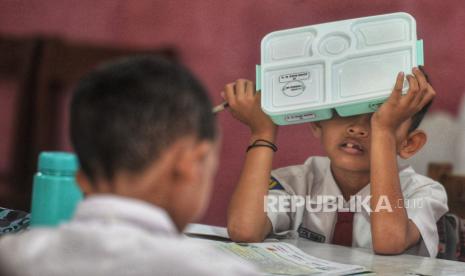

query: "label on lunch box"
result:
(279, 71), (310, 83)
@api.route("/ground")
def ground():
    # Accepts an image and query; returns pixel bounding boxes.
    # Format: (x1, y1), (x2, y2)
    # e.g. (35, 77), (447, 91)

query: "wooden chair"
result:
(1, 36), (177, 211)
(428, 163), (465, 218)
(429, 163), (465, 261)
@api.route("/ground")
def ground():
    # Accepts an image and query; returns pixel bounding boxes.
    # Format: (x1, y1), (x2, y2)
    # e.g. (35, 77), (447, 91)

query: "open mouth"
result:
(340, 140), (364, 154)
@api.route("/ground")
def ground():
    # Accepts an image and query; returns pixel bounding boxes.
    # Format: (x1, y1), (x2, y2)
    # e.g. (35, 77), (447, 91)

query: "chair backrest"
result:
(428, 163), (465, 218)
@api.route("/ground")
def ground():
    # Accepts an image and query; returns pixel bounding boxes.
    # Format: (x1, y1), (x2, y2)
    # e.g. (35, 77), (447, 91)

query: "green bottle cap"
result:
(38, 152), (79, 175)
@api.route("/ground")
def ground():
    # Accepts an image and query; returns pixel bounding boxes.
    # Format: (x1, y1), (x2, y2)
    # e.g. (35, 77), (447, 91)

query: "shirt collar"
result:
(73, 194), (178, 236)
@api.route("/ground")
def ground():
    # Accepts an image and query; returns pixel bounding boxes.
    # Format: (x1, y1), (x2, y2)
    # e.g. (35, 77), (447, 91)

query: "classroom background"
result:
(0, 0), (464, 226)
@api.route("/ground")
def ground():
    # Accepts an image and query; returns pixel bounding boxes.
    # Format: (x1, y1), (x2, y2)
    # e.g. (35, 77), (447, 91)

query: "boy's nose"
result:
(346, 125), (368, 137)
(346, 115), (370, 137)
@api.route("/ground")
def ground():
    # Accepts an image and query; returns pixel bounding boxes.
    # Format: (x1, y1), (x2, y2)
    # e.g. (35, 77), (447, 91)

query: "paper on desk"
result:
(214, 242), (367, 276)
(184, 223), (230, 239)
(185, 224), (367, 275)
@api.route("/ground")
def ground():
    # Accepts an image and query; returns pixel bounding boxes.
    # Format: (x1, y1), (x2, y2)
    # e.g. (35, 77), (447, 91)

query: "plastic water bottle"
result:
(30, 152), (83, 227)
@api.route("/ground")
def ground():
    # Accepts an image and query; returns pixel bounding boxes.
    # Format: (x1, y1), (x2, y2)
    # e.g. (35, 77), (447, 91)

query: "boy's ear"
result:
(174, 140), (213, 186)
(398, 130), (427, 159)
(76, 170), (93, 195)
(310, 122), (322, 138)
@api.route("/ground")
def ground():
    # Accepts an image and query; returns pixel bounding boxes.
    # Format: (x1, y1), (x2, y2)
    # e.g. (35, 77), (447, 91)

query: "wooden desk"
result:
(284, 237), (465, 275)
(186, 224), (465, 275)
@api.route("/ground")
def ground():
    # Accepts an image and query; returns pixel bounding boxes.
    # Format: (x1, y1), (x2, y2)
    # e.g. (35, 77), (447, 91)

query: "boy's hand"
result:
(371, 67), (436, 132)
(223, 79), (277, 137)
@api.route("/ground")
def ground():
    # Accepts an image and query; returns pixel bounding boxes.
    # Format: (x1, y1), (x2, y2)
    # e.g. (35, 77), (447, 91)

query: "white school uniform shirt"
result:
(267, 156), (448, 257)
(0, 195), (258, 276)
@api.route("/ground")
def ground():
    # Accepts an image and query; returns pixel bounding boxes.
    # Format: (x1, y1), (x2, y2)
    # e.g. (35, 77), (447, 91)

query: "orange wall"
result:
(1, 0), (464, 225)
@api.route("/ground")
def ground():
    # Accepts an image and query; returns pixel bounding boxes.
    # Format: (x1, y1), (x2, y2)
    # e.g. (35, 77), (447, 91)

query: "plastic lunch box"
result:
(257, 12), (424, 125)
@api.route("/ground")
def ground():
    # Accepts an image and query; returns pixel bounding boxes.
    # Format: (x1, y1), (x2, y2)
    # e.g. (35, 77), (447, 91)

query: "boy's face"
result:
(186, 139), (220, 223)
(311, 113), (411, 173)
(167, 137), (220, 231)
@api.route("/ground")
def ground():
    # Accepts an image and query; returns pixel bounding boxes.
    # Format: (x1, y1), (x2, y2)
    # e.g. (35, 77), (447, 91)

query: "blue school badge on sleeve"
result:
(269, 176), (284, 190)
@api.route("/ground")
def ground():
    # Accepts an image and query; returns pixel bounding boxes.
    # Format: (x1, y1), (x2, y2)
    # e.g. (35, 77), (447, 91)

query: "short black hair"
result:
(70, 56), (217, 181)
(408, 66), (433, 132)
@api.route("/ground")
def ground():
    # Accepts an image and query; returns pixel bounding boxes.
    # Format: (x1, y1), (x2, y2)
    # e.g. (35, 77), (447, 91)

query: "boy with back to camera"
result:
(0, 56), (259, 276)
(226, 68), (448, 257)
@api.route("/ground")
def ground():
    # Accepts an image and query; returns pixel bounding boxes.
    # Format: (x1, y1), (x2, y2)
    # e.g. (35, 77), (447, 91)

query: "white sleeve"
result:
(266, 160), (315, 237)
(404, 180), (448, 257)
(266, 174), (298, 236)
(267, 189), (292, 235)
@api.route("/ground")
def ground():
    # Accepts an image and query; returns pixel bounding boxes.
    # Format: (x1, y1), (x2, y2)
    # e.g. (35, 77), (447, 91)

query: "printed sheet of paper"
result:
(214, 242), (367, 275)
(185, 224), (367, 275)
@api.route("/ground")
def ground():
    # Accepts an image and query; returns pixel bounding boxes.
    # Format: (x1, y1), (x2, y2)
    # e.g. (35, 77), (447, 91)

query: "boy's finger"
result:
(412, 67), (428, 94)
(417, 87), (435, 110)
(235, 79), (246, 100)
(410, 72), (426, 106)
(244, 80), (254, 97)
(427, 83), (436, 97)
(412, 88), (426, 108)
(405, 74), (419, 102)
(224, 82), (235, 95)
(391, 72), (404, 100)
(256, 92), (262, 103)
(224, 83), (237, 106)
